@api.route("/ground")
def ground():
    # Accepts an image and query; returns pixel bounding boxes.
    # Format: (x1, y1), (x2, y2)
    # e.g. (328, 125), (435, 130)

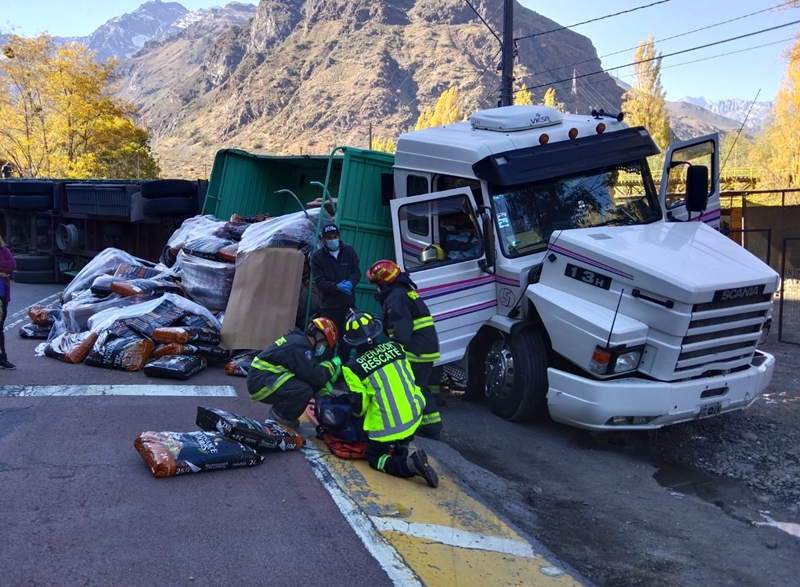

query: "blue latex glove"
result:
(337, 280), (353, 295)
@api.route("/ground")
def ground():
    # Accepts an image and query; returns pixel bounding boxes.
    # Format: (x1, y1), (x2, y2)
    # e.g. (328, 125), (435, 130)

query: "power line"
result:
(464, 0), (502, 48)
(524, 18), (800, 91)
(515, 0), (673, 42)
(532, 36), (794, 103)
(523, 0), (799, 82)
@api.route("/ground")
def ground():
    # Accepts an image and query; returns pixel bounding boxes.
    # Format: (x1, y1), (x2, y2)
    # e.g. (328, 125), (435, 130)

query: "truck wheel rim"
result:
(485, 340), (514, 399)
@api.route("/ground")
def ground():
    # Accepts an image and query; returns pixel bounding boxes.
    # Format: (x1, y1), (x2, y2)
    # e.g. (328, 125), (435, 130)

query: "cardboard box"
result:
(220, 246), (303, 351)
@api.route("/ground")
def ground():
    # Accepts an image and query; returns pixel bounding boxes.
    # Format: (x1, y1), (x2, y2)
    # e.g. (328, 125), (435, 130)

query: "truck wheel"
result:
(142, 196), (198, 216)
(9, 195), (53, 209)
(6, 180), (53, 195)
(485, 328), (549, 422)
(140, 179), (196, 199)
(15, 254), (55, 271)
(12, 269), (57, 284)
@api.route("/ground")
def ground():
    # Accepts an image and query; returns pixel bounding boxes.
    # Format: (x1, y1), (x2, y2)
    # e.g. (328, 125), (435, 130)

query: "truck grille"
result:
(674, 293), (772, 375)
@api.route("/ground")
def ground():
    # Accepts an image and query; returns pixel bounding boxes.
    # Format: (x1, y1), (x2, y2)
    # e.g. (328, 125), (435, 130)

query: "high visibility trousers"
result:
(411, 361), (443, 438)
(366, 437), (415, 478)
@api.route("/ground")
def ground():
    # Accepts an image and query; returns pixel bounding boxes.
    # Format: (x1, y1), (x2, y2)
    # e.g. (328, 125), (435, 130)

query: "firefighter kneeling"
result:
(340, 310), (439, 488)
(247, 317), (341, 429)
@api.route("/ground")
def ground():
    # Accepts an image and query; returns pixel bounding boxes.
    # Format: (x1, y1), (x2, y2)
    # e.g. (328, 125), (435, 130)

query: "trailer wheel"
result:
(484, 328), (549, 422)
(14, 254), (55, 272)
(12, 269), (57, 284)
(140, 179), (196, 199)
(6, 180), (53, 195)
(9, 195), (53, 209)
(142, 196), (198, 216)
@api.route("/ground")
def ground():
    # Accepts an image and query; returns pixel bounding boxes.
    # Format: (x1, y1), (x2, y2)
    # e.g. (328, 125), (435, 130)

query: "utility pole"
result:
(500, 0), (514, 107)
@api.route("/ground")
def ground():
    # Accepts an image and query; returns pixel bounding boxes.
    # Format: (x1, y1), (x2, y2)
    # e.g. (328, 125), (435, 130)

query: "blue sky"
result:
(2, 0), (798, 103)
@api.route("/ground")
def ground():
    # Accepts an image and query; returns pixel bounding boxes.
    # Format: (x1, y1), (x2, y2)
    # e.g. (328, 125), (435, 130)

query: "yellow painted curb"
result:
(305, 433), (584, 587)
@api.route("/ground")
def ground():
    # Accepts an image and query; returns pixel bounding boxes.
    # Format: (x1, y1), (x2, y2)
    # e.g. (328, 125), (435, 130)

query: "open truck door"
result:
(659, 133), (720, 229)
(390, 187), (496, 365)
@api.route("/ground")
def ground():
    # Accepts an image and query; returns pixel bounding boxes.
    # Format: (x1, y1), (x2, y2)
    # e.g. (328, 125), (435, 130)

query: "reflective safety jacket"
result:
(375, 272), (440, 363)
(247, 328), (337, 403)
(342, 340), (426, 442)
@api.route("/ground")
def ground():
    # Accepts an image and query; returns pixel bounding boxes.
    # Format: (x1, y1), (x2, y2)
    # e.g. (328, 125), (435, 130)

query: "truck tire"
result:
(485, 328), (549, 422)
(11, 269), (57, 284)
(6, 180), (53, 195)
(142, 196), (198, 216)
(9, 195), (53, 209)
(14, 254), (55, 271)
(140, 179), (196, 199)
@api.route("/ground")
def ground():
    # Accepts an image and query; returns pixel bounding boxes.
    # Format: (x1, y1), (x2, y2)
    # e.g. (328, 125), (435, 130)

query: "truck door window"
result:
(663, 140), (714, 209)
(396, 194), (482, 272)
(407, 175), (429, 196)
(491, 160), (661, 258)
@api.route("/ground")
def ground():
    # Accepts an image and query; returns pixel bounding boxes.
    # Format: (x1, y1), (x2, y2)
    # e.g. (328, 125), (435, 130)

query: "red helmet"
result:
(307, 317), (337, 348)
(367, 260), (400, 286)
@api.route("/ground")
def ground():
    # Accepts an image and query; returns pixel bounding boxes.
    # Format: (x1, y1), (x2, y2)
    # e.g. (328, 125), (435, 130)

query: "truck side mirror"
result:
(686, 165), (709, 213)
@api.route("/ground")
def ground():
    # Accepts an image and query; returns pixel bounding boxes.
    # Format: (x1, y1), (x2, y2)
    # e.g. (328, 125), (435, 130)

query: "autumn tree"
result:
(753, 36), (800, 188)
(621, 36), (671, 150)
(0, 34), (159, 178)
(514, 84), (533, 105)
(372, 136), (396, 154)
(542, 88), (564, 112)
(415, 86), (461, 130)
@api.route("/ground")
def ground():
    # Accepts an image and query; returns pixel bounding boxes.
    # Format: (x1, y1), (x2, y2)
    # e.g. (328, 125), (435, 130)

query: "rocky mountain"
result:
(75, 0), (256, 62)
(110, 0), (625, 177)
(612, 78), (762, 142)
(679, 96), (772, 131)
(665, 100), (753, 141)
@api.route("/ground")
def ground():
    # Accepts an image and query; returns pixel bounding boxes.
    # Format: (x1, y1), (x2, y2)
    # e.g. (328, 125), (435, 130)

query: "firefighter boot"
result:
(409, 449), (439, 488)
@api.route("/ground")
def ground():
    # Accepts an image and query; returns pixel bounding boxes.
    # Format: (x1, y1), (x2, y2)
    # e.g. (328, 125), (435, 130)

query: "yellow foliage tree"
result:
(621, 36), (671, 150)
(0, 34), (159, 178)
(542, 88), (564, 112)
(514, 84), (533, 105)
(754, 36), (800, 188)
(372, 136), (396, 154)
(415, 86), (461, 130)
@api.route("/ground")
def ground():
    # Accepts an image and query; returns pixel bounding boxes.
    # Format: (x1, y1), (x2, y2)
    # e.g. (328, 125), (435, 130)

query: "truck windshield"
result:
(490, 160), (661, 258)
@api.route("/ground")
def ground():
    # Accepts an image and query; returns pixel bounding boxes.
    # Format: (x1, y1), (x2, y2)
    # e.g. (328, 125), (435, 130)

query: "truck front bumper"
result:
(547, 350), (775, 430)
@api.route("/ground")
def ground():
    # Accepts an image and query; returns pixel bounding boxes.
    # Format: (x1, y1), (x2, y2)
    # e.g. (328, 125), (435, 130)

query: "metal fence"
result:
(779, 238), (800, 345)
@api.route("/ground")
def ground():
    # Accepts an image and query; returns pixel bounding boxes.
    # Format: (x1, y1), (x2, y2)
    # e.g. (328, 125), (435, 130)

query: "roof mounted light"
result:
(568, 128), (579, 139)
(596, 123), (606, 134)
(539, 134), (549, 145)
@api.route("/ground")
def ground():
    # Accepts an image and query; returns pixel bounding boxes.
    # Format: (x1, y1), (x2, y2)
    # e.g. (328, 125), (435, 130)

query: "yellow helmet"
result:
(419, 244), (445, 263)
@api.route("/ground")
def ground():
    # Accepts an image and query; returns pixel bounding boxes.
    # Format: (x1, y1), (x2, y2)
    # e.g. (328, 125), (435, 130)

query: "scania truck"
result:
(203, 104), (778, 430)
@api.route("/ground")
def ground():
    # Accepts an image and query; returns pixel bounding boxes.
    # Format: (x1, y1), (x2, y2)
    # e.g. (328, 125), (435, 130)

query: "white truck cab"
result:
(389, 105), (777, 430)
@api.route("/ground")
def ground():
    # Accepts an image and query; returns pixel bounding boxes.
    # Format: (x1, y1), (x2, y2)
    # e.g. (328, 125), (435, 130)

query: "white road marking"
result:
(0, 385), (238, 397)
(304, 445), (424, 587)
(368, 517), (537, 558)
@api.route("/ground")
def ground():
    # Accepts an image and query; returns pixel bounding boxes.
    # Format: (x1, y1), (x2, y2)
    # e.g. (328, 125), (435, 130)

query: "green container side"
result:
(333, 147), (395, 318)
(204, 146), (396, 319)
(203, 149), (344, 219)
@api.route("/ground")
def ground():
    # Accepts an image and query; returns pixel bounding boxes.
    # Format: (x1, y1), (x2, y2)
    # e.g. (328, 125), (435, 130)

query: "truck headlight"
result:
(613, 350), (642, 374)
(589, 345), (644, 375)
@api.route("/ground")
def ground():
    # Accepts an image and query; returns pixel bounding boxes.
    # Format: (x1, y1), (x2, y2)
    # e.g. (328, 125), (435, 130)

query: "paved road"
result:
(1, 282), (588, 587)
